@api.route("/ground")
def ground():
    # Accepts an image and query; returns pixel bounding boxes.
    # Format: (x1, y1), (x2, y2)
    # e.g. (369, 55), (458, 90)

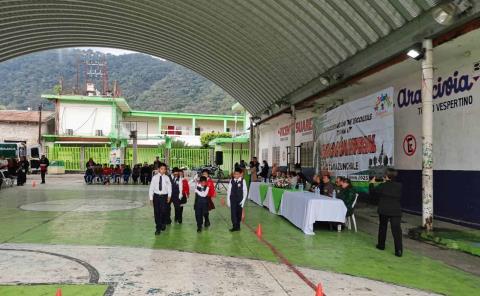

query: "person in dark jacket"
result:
(369, 168), (403, 257)
(259, 160), (269, 182)
(16, 156), (29, 186)
(39, 155), (49, 184)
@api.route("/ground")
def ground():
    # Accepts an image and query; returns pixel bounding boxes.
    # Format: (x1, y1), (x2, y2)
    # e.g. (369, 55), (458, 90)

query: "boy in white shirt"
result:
(148, 163), (172, 235)
(194, 176), (210, 233)
(227, 167), (248, 232)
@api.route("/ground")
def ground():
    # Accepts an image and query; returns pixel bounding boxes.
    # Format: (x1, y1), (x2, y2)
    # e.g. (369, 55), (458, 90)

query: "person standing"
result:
(259, 160), (269, 182)
(153, 156), (162, 170)
(227, 167), (248, 232)
(140, 162), (152, 185)
(369, 168), (403, 257)
(39, 155), (49, 184)
(149, 163), (172, 235)
(201, 169), (216, 226)
(16, 156), (29, 186)
(194, 176), (210, 233)
(170, 167), (184, 223)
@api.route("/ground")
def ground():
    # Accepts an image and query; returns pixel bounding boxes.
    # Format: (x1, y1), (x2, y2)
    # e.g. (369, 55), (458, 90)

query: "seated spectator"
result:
(94, 164), (103, 183)
(84, 166), (94, 184)
(140, 162), (152, 185)
(102, 164), (112, 185)
(114, 164), (122, 184)
(337, 178), (356, 216)
(271, 163), (279, 178)
(123, 165), (132, 184)
(289, 172), (298, 187)
(321, 174), (334, 197)
(132, 164), (141, 184)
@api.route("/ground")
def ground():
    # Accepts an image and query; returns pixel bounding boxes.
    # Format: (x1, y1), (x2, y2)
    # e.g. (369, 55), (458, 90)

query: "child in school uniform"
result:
(170, 167), (185, 223)
(227, 167), (248, 232)
(194, 176), (210, 232)
(201, 169), (216, 223)
(102, 164), (112, 185)
(114, 164), (122, 184)
(149, 163), (172, 235)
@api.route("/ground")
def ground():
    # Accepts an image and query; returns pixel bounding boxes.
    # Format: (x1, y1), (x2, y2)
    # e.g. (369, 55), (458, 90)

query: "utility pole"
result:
(38, 103), (43, 145)
(422, 39), (434, 232)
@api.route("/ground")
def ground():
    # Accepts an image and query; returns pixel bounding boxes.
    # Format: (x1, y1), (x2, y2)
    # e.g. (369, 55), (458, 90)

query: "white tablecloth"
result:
(265, 187), (278, 214)
(280, 191), (347, 235)
(248, 182), (263, 205)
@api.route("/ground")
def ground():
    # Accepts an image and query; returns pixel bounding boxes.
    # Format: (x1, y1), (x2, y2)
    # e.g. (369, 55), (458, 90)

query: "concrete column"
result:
(158, 116), (162, 135)
(422, 39), (434, 231)
(249, 121), (254, 161)
(192, 118), (196, 135)
(289, 105), (296, 172)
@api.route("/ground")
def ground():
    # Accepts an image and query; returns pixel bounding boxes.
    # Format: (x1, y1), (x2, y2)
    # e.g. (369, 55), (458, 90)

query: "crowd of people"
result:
(0, 155), (49, 187)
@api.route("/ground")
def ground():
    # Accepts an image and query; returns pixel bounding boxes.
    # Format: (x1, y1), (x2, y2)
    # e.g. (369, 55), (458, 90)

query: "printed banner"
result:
(317, 87), (395, 179)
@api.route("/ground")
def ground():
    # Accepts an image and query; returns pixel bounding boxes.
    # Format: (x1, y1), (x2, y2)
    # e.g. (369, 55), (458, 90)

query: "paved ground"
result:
(0, 243), (438, 296)
(0, 174), (479, 296)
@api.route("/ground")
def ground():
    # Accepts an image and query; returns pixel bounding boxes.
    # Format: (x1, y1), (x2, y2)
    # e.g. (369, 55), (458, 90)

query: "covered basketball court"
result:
(1, 1), (480, 295)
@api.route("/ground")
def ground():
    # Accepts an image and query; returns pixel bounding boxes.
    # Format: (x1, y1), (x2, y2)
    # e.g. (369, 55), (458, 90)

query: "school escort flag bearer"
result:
(149, 163), (172, 235)
(227, 167), (248, 232)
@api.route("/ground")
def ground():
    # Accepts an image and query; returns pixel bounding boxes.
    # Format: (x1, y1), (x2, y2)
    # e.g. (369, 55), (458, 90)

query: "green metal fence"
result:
(125, 147), (164, 167)
(170, 148), (211, 169)
(46, 145), (217, 171)
(221, 149), (250, 174)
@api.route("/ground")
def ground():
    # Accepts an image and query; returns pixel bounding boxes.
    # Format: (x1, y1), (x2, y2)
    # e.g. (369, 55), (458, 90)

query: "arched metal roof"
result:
(0, 0), (478, 116)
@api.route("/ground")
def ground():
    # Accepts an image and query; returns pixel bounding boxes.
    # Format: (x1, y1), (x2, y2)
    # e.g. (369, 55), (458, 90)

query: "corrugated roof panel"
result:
(0, 0), (451, 116)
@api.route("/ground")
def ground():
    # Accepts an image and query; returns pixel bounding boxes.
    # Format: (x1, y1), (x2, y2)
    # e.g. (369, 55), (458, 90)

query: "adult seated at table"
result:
(308, 174), (321, 192)
(321, 174), (334, 197)
(337, 177), (356, 216)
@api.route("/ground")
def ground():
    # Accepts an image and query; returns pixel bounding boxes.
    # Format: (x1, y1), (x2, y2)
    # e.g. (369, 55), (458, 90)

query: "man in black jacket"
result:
(369, 168), (403, 257)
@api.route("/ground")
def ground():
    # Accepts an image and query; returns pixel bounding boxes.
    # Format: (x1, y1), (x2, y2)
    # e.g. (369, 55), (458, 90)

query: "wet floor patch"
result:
(20, 199), (144, 212)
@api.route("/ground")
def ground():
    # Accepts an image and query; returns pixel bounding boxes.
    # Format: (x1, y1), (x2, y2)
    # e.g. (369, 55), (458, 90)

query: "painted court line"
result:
(243, 221), (324, 296)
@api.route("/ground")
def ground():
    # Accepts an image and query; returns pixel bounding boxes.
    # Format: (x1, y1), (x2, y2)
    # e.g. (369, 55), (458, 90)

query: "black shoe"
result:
(229, 228), (240, 232)
(178, 220), (182, 224)
(395, 250), (403, 257)
(376, 245), (385, 251)
(155, 231), (161, 235)
(204, 222), (210, 228)
(161, 226), (166, 231)
(197, 228), (202, 233)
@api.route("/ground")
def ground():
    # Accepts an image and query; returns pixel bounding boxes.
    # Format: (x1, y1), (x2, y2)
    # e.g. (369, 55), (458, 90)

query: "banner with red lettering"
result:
(317, 87), (394, 180)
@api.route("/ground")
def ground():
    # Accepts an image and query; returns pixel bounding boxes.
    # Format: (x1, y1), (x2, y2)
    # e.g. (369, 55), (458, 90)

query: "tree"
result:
(200, 132), (231, 147)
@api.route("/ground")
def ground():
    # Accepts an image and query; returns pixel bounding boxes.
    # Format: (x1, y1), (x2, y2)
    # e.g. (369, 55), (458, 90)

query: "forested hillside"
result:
(0, 48), (237, 114)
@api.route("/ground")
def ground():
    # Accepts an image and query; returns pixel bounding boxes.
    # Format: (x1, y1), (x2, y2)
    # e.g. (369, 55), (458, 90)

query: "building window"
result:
(300, 141), (314, 168)
(195, 127), (201, 136)
(272, 146), (280, 166)
(261, 148), (268, 163)
(226, 127), (230, 132)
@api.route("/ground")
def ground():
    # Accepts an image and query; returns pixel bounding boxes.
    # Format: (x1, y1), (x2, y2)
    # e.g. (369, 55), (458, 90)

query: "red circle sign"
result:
(403, 134), (416, 156)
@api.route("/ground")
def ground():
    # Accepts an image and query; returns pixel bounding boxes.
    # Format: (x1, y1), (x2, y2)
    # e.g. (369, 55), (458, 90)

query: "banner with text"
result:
(318, 87), (394, 180)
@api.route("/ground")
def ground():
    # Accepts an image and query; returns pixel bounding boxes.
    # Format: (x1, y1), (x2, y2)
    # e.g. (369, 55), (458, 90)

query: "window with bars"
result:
(272, 146), (280, 166)
(300, 141), (314, 168)
(261, 148), (268, 163)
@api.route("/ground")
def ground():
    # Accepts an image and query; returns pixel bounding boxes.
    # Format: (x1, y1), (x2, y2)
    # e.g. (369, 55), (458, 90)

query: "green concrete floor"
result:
(0, 284), (108, 296)
(0, 181), (479, 296)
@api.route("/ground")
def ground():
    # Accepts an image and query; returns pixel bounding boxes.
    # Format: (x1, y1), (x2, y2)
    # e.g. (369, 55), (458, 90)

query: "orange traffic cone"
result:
(241, 208), (246, 222)
(315, 283), (323, 296)
(256, 224), (262, 238)
(55, 288), (62, 296)
(32, 180), (36, 188)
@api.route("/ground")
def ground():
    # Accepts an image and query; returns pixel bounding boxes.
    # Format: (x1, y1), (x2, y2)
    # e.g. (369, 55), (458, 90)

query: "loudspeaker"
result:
(215, 151), (224, 165)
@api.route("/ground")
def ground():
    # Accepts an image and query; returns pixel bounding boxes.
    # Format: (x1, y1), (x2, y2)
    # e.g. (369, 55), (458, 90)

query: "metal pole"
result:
(231, 142), (234, 173)
(422, 39), (434, 231)
(132, 131), (138, 166)
(289, 105), (296, 172)
(249, 121), (254, 161)
(38, 103), (42, 145)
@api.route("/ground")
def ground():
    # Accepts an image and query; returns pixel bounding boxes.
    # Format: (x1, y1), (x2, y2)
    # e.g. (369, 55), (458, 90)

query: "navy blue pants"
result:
(194, 197), (210, 228)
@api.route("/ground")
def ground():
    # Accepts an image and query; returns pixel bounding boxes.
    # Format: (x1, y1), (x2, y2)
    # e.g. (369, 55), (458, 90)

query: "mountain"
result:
(0, 48), (237, 114)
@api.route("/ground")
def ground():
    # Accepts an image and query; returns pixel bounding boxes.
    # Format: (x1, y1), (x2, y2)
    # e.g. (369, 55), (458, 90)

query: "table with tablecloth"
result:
(279, 191), (347, 235)
(249, 184), (348, 235)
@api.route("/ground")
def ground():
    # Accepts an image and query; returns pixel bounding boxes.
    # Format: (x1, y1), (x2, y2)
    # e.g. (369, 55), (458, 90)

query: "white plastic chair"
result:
(346, 193), (359, 232)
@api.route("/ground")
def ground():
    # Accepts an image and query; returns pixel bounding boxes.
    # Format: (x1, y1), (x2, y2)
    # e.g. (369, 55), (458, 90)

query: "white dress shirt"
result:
(227, 178), (248, 208)
(149, 173), (172, 200)
(195, 183), (210, 197)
